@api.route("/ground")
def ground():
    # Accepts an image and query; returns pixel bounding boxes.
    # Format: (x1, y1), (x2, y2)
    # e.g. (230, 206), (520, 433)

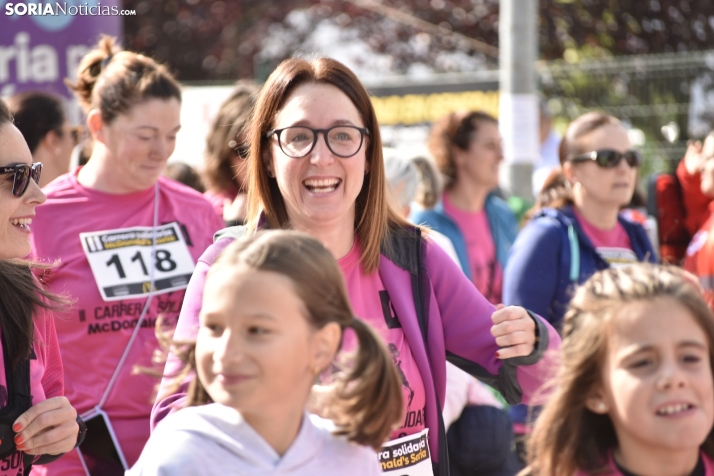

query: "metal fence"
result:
(538, 50), (714, 175)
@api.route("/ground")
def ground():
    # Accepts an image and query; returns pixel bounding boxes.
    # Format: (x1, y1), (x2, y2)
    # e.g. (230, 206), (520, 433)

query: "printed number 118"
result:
(105, 250), (177, 279)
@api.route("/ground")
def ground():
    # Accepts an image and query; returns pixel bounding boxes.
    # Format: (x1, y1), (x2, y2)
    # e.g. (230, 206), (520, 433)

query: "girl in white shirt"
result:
(129, 230), (403, 475)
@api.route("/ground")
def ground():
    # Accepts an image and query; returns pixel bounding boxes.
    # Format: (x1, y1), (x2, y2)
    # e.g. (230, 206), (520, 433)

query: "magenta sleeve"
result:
(150, 239), (233, 430)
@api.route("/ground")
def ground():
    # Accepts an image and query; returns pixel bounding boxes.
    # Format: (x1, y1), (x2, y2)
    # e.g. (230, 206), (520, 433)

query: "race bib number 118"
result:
(80, 222), (195, 302)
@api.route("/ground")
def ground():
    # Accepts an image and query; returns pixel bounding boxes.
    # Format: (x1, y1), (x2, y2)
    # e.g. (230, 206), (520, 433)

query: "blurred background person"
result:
(383, 151), (458, 262)
(410, 111), (518, 305)
(684, 133), (714, 308)
(30, 36), (223, 475)
(531, 98), (562, 197)
(163, 162), (205, 193)
(7, 92), (77, 188)
(202, 81), (259, 226)
(384, 150), (519, 476)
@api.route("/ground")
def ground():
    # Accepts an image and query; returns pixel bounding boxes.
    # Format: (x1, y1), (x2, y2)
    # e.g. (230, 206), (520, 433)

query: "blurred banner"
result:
(0, 0), (122, 101)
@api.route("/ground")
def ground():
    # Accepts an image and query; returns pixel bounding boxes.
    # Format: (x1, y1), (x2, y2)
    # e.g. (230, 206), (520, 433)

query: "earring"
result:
(266, 170), (274, 178)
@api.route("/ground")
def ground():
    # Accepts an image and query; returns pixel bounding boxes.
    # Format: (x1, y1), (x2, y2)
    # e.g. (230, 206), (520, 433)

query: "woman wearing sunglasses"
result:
(0, 98), (82, 474)
(502, 112), (656, 460)
(504, 111), (656, 329)
(202, 82), (259, 225)
(28, 37), (224, 475)
(152, 57), (561, 476)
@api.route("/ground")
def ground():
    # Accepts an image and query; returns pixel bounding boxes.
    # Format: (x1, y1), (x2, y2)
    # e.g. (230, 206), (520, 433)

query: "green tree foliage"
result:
(121, 0), (714, 81)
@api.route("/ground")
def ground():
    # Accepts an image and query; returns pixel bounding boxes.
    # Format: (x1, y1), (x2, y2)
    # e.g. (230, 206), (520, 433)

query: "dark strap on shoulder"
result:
(385, 227), (451, 475)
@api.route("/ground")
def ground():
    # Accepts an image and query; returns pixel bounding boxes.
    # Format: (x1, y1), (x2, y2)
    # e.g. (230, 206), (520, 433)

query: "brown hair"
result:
(163, 162), (205, 193)
(165, 231), (403, 449)
(245, 57), (410, 274)
(7, 91), (67, 154)
(66, 36), (181, 124)
(525, 112), (625, 221)
(0, 98), (66, 367)
(411, 156), (442, 209)
(524, 264), (714, 476)
(427, 110), (497, 190)
(203, 82), (259, 194)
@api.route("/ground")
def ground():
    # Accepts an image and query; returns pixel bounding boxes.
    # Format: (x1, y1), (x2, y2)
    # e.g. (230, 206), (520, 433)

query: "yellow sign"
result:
(371, 90), (500, 126)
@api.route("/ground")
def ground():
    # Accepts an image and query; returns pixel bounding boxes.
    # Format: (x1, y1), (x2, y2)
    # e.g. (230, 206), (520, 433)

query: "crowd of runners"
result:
(0, 36), (712, 476)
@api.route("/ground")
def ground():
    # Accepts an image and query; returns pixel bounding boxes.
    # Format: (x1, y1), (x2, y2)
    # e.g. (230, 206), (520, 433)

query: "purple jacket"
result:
(151, 227), (561, 474)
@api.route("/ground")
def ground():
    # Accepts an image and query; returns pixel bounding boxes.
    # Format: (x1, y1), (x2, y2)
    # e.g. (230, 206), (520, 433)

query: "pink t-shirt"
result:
(338, 241), (426, 439)
(29, 171), (223, 475)
(443, 194), (502, 303)
(573, 209), (638, 268)
(0, 306), (63, 476)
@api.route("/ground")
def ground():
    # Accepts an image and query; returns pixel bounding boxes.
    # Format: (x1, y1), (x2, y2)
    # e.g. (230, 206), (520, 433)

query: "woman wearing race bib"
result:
(131, 231), (402, 475)
(29, 37), (224, 475)
(502, 112), (656, 454)
(0, 99), (80, 475)
(152, 57), (561, 476)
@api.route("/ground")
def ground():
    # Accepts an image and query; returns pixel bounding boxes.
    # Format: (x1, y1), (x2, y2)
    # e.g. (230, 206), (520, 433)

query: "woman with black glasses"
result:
(153, 57), (561, 476)
(0, 98), (81, 475)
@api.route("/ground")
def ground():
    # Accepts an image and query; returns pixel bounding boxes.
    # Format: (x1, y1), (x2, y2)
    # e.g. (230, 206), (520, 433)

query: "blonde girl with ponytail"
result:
(130, 230), (402, 475)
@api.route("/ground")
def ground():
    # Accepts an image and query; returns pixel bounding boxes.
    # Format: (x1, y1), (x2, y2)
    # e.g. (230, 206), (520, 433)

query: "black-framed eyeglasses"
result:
(264, 125), (370, 159)
(570, 149), (642, 168)
(0, 163), (42, 197)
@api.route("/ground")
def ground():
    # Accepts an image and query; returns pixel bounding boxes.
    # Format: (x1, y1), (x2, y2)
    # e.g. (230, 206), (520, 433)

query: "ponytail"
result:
(326, 318), (403, 450)
(65, 35), (181, 124)
(523, 168), (573, 224)
(65, 35), (117, 112)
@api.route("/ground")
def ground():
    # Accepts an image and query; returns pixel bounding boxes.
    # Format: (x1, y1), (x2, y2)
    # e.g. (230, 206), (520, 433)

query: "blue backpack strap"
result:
(567, 223), (580, 282)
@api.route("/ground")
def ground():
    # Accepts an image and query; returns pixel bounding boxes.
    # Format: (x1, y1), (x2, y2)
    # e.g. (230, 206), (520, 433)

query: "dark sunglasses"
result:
(228, 139), (249, 160)
(0, 163), (43, 197)
(570, 149), (642, 168)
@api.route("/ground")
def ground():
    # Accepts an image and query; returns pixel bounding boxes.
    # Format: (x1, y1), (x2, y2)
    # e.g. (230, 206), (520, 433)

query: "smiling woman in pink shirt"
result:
(29, 37), (223, 475)
(152, 57), (561, 476)
(0, 98), (80, 476)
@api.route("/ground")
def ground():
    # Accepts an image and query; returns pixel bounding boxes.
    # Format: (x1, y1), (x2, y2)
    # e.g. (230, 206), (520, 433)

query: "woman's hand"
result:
(13, 396), (78, 455)
(490, 305), (536, 359)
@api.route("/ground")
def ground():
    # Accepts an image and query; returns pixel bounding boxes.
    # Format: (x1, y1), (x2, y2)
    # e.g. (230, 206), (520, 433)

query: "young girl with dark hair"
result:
(525, 263), (714, 476)
(0, 98), (80, 475)
(130, 231), (402, 474)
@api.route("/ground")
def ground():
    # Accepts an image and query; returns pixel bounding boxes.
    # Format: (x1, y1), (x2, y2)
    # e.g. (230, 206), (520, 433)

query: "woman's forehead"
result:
(274, 83), (363, 127)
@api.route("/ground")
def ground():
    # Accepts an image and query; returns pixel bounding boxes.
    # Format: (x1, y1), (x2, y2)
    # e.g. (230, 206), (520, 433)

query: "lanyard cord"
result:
(88, 183), (159, 414)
